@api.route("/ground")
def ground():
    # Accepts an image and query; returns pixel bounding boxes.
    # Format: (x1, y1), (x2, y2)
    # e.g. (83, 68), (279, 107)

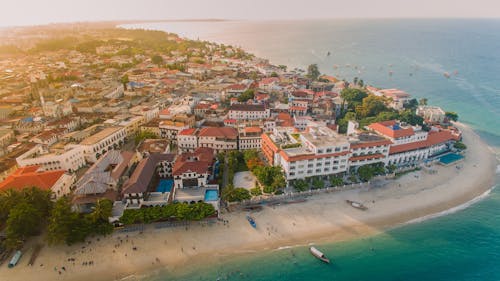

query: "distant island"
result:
(0, 23), (496, 281)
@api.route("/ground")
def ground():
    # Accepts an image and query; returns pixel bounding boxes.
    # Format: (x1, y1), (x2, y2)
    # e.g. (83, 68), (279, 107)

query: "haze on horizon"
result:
(1, 0), (499, 27)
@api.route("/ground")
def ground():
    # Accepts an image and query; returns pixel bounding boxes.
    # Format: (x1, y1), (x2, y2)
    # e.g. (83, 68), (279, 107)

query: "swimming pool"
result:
(204, 189), (219, 201)
(439, 153), (464, 165)
(156, 179), (173, 193)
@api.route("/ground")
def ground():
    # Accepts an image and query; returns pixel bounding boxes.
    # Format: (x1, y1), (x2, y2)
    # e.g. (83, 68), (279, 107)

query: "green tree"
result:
(307, 64), (320, 81)
(403, 98), (419, 110)
(270, 72), (278, 77)
(399, 110), (424, 126)
(0, 189), (22, 224)
(358, 95), (388, 118)
(329, 177), (344, 187)
(454, 141), (467, 150)
(358, 165), (375, 182)
(221, 185), (251, 202)
(445, 111), (459, 122)
(121, 74), (129, 90)
(47, 198), (79, 245)
(311, 177), (325, 189)
(293, 179), (309, 191)
(340, 88), (368, 110)
(419, 98), (428, 106)
(250, 187), (262, 196)
(151, 54), (164, 67)
(135, 130), (158, 144)
(237, 89), (255, 102)
(5, 202), (42, 249)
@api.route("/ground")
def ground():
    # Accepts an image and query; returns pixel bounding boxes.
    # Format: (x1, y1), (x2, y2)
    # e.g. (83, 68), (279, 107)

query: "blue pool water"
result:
(440, 153), (465, 165)
(204, 189), (218, 201)
(156, 179), (173, 193)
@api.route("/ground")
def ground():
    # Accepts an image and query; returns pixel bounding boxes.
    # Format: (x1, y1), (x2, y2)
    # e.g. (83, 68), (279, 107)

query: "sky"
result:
(1, 0), (499, 27)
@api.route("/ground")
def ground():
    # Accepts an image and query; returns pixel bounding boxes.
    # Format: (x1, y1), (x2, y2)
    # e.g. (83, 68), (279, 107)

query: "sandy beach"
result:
(0, 123), (497, 281)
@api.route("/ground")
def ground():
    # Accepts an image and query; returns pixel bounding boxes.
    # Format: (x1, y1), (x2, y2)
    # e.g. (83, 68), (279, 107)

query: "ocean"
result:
(120, 19), (500, 281)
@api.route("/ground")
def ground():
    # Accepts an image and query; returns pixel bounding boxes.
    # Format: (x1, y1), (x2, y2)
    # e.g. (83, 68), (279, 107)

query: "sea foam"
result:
(402, 186), (495, 226)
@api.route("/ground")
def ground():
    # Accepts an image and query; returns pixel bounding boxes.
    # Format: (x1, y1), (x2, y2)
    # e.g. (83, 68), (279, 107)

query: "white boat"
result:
(309, 246), (330, 263)
(346, 200), (368, 210)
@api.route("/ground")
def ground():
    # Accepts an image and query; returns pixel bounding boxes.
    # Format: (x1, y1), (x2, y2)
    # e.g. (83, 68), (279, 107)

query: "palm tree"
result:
(90, 199), (113, 223)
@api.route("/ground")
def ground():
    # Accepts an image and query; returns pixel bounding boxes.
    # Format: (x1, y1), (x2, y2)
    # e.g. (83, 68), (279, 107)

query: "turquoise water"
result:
(204, 189), (218, 202)
(156, 179), (173, 193)
(440, 153), (465, 165)
(121, 19), (500, 280)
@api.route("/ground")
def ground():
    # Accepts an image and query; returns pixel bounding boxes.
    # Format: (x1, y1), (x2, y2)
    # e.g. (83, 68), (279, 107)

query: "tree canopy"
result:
(221, 185), (251, 202)
(237, 89), (255, 103)
(307, 64), (320, 81)
(445, 111), (459, 122)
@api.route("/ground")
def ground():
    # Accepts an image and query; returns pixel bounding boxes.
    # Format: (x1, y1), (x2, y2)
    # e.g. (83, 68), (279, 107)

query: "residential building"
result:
(238, 127), (262, 150)
(72, 150), (137, 212)
(228, 104), (270, 120)
(416, 106), (446, 123)
(121, 153), (176, 208)
(0, 165), (75, 199)
(79, 126), (127, 162)
(198, 127), (238, 153)
(367, 87), (412, 110)
(16, 144), (86, 172)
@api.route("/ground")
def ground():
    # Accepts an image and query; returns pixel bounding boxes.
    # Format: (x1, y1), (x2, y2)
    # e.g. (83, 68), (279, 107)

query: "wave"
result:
(402, 186), (495, 226)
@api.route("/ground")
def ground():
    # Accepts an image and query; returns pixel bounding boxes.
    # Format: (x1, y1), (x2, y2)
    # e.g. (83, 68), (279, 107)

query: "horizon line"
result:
(1, 16), (500, 29)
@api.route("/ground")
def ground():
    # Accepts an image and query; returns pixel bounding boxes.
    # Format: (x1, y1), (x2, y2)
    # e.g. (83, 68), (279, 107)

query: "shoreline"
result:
(0, 123), (497, 281)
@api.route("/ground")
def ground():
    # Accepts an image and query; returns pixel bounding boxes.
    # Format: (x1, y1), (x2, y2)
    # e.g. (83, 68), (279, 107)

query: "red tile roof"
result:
(173, 148), (214, 176)
(389, 130), (459, 154)
(224, 119), (237, 124)
(244, 127), (262, 134)
(226, 84), (247, 90)
(179, 128), (197, 136)
(289, 106), (307, 111)
(0, 166), (65, 192)
(368, 120), (414, 139)
(198, 127), (238, 139)
(259, 77), (280, 85)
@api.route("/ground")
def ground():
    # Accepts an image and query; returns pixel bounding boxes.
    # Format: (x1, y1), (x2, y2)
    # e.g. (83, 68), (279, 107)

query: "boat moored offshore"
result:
(309, 246), (330, 263)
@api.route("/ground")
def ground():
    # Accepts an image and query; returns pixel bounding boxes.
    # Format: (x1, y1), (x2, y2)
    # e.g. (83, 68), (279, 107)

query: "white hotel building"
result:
(262, 126), (351, 181)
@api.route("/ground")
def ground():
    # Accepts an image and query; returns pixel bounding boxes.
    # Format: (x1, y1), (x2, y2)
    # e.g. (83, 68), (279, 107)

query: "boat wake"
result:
(402, 185), (495, 226)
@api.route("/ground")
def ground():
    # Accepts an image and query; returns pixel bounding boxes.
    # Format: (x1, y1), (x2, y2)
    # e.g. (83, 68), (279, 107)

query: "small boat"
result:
(346, 200), (368, 210)
(8, 250), (22, 268)
(246, 215), (257, 228)
(309, 246), (330, 263)
(443, 72), (451, 78)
